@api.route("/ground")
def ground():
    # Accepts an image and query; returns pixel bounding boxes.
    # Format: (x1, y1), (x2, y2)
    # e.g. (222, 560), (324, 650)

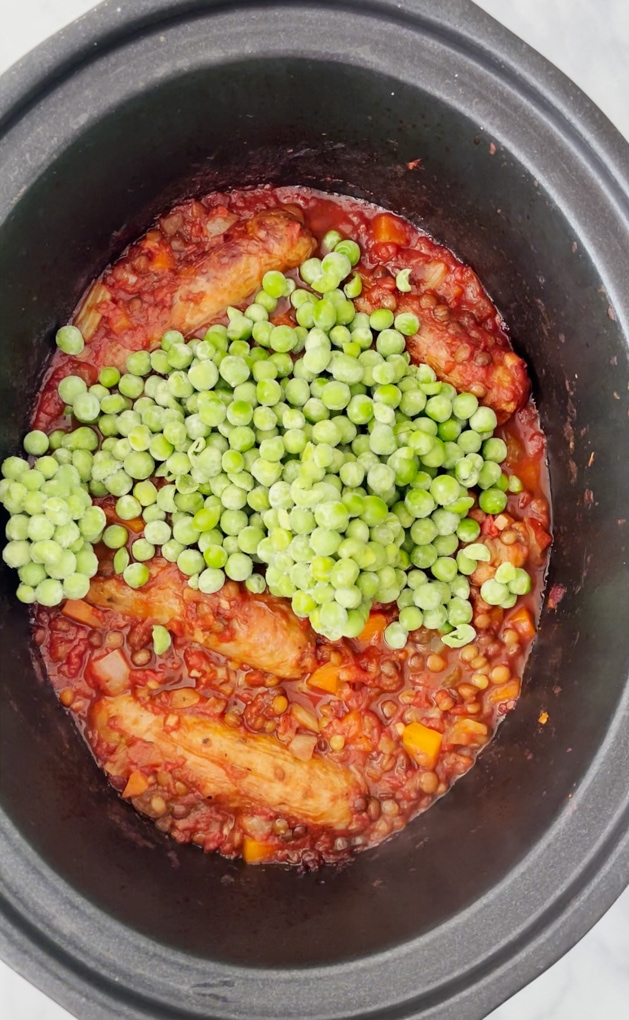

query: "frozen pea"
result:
(103, 525), (128, 549)
(23, 430), (49, 456)
(177, 549), (205, 576)
(123, 563), (150, 588)
(63, 574), (91, 600)
(152, 625), (171, 655)
(198, 567), (226, 594)
(2, 540), (32, 569)
(55, 325), (84, 355)
(73, 392), (101, 423)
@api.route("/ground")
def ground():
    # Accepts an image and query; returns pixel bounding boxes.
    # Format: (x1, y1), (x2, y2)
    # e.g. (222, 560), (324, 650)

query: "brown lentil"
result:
(459, 644), (479, 663)
(418, 771), (440, 794)
(131, 648), (151, 667)
(490, 664), (511, 685)
(427, 653), (446, 672)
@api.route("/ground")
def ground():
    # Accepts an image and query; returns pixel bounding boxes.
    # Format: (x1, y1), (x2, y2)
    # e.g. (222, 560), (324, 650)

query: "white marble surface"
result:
(1, 1), (628, 1018)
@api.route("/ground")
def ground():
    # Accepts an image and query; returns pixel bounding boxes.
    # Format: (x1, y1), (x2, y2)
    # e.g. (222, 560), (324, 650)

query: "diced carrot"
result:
(90, 648), (131, 695)
(357, 612), (387, 644)
(62, 599), (103, 629)
(506, 606), (536, 640)
(447, 718), (490, 746)
(110, 307), (132, 334)
(242, 836), (275, 864)
(125, 516), (146, 533)
(402, 721), (443, 770)
(122, 771), (150, 798)
(372, 212), (409, 246)
(148, 247), (175, 271)
(307, 662), (342, 695)
(486, 678), (521, 707)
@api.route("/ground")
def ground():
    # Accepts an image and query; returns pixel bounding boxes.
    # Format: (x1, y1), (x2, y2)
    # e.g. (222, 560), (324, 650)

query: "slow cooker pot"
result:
(1, 1), (628, 1018)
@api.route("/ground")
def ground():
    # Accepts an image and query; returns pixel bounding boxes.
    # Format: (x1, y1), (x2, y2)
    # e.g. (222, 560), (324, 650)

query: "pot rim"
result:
(1, 3), (629, 1020)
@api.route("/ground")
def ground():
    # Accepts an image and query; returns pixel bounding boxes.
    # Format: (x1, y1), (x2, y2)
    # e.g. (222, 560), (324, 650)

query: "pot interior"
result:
(1, 53), (628, 970)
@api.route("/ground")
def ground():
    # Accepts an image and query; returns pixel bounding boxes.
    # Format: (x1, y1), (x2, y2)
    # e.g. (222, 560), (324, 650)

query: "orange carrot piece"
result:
(307, 662), (342, 695)
(357, 612), (387, 644)
(402, 721), (443, 770)
(447, 718), (490, 746)
(486, 678), (521, 707)
(62, 599), (103, 629)
(148, 247), (175, 271)
(242, 836), (275, 864)
(125, 517), (145, 533)
(122, 771), (150, 798)
(372, 212), (409, 246)
(506, 606), (536, 640)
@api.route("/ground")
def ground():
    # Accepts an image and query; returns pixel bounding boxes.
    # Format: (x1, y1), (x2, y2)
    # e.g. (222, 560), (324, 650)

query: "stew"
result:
(1, 186), (551, 867)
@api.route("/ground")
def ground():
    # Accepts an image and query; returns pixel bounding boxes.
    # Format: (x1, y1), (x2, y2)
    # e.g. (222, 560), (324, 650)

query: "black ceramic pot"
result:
(1, 2), (628, 1018)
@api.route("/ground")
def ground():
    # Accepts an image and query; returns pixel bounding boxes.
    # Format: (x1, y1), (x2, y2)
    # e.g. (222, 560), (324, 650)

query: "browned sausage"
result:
(86, 560), (316, 680)
(73, 205), (316, 369)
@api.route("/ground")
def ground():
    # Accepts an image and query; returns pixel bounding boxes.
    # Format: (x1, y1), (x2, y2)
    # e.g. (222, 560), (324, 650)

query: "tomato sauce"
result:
(31, 186), (551, 868)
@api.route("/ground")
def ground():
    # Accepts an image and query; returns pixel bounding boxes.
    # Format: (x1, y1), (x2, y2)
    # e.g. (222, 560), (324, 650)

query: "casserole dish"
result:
(1, 2), (628, 1017)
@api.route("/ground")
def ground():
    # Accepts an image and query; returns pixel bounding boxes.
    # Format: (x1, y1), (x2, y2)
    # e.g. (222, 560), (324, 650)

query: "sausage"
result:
(405, 319), (529, 425)
(86, 560), (316, 680)
(357, 229), (529, 422)
(73, 205), (316, 369)
(92, 692), (365, 831)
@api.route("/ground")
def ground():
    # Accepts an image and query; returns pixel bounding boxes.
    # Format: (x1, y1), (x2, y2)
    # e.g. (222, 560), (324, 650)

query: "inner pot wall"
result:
(0, 3), (628, 1019)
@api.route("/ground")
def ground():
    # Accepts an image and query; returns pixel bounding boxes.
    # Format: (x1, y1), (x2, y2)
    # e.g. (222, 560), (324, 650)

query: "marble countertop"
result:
(1, 1), (628, 1018)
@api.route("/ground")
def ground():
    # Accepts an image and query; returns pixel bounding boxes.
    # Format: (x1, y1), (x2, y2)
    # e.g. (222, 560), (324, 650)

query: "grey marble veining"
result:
(1, 1), (628, 1018)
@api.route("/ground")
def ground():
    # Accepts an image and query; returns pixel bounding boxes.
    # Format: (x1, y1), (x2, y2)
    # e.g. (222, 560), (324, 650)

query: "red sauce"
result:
(31, 186), (551, 868)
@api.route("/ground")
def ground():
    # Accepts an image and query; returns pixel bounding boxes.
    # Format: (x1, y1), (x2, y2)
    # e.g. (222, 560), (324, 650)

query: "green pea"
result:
(333, 239), (360, 266)
(508, 568), (532, 595)
(433, 533), (459, 557)
(123, 563), (150, 588)
(480, 578), (510, 605)
(177, 549), (205, 576)
(383, 622), (408, 649)
(72, 392), (101, 423)
(123, 452), (155, 480)
(399, 605), (423, 632)
(479, 488), (508, 514)
(198, 567), (225, 594)
(150, 625), (171, 655)
(483, 437), (508, 463)
(23, 430), (49, 456)
(118, 374), (144, 400)
(35, 456), (59, 480)
(142, 520), (170, 546)
(55, 325), (84, 355)
(124, 350), (151, 376)
(103, 525), (128, 549)
(369, 308), (394, 332)
(79, 506), (106, 542)
(161, 539), (184, 563)
(343, 274), (363, 299)
(98, 366), (121, 388)
(112, 495), (139, 521)
(2, 539), (32, 569)
(469, 406), (498, 434)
